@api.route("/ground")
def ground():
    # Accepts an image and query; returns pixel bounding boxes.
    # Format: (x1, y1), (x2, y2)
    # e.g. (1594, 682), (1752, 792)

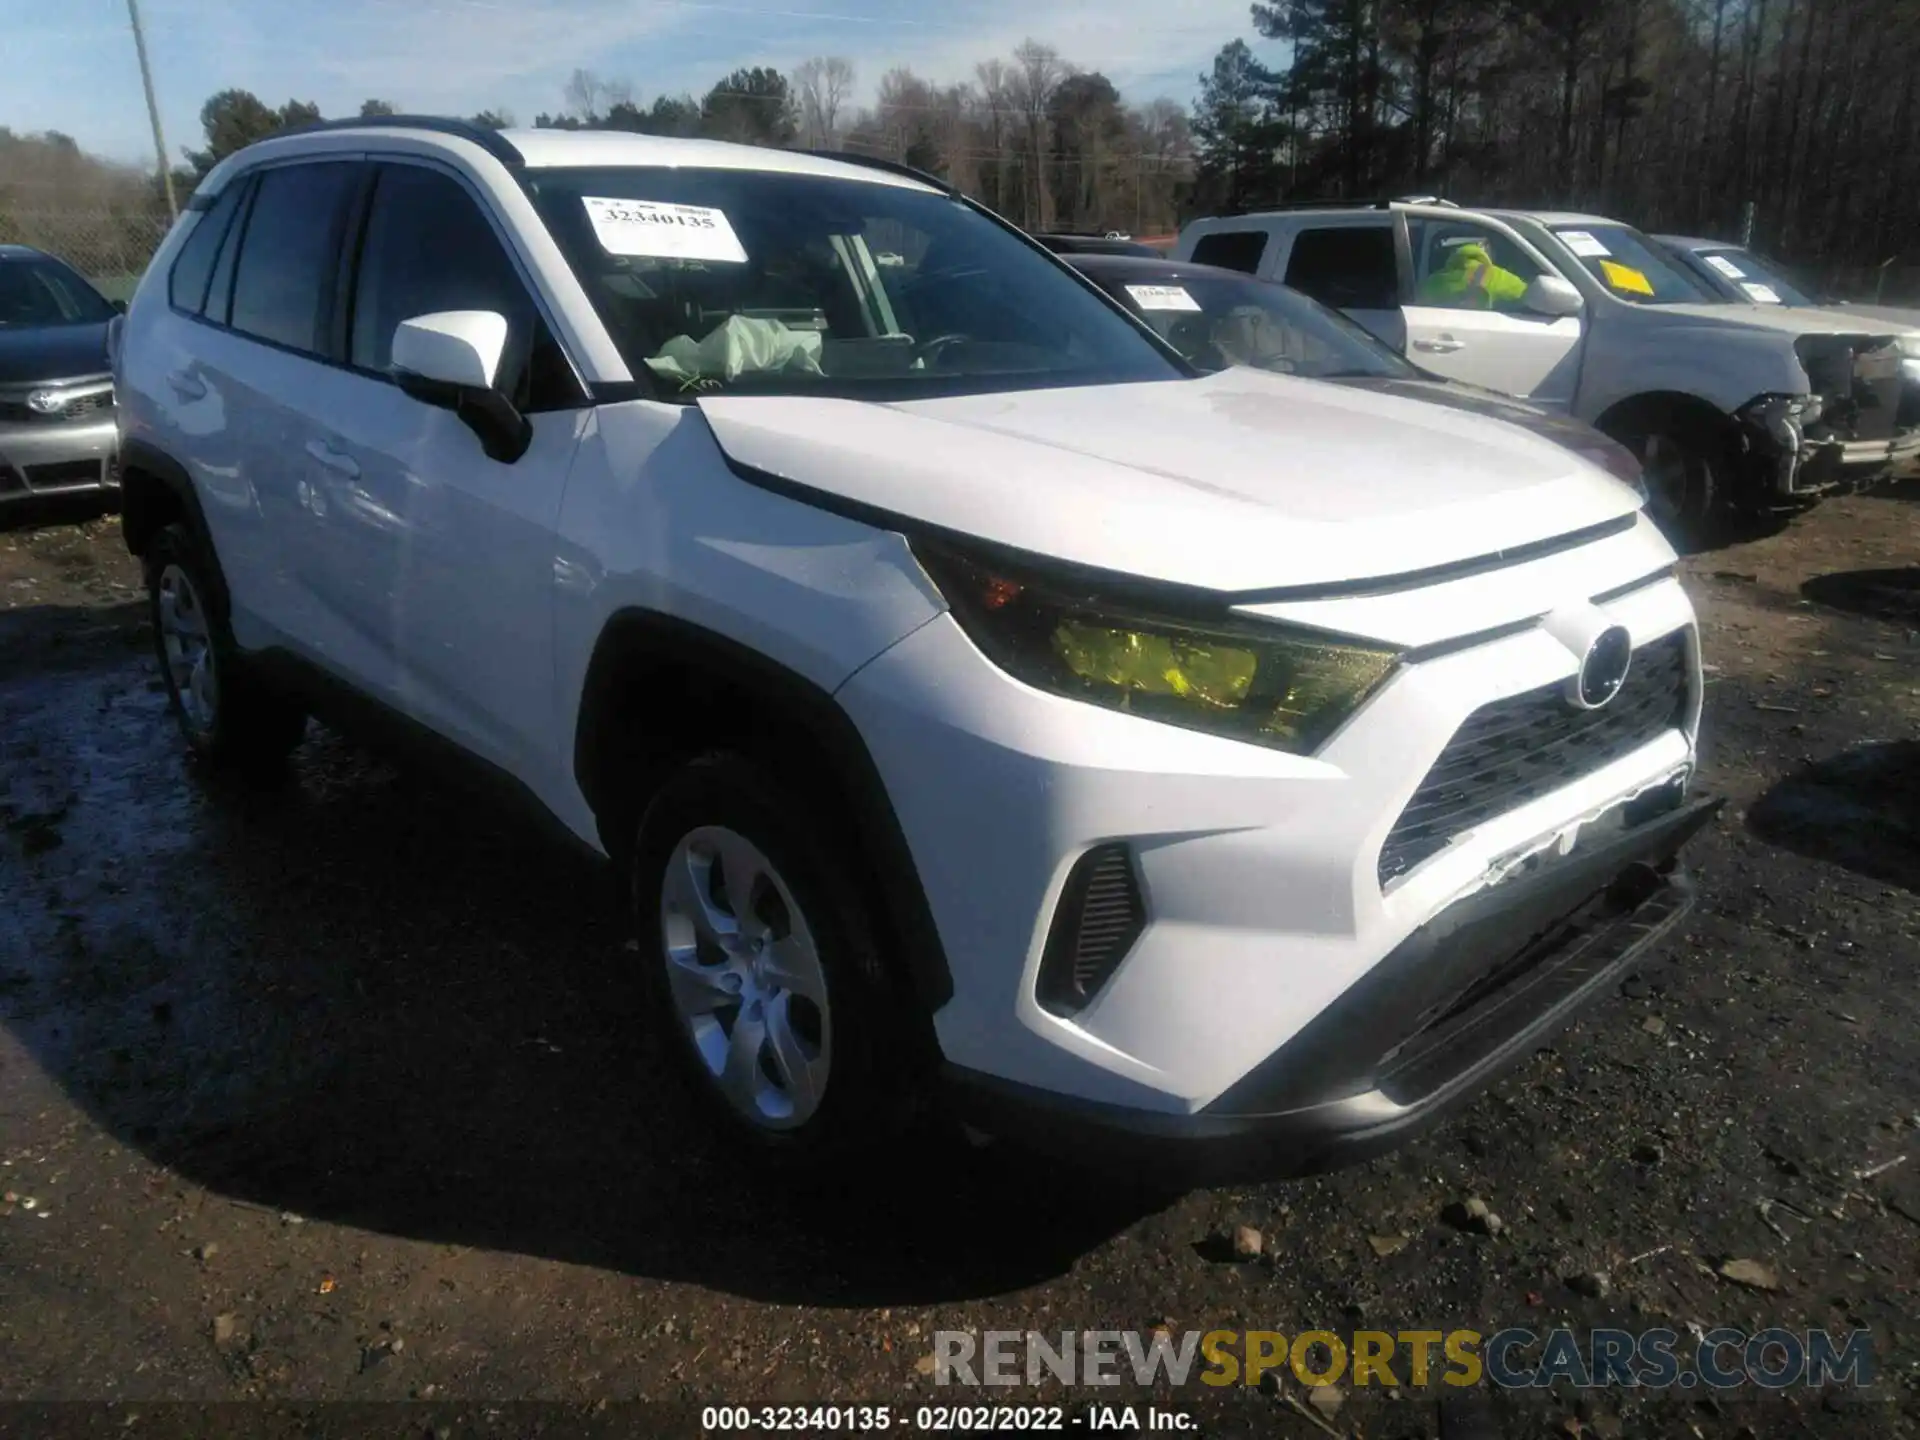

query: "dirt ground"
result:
(1, 486), (1917, 1440)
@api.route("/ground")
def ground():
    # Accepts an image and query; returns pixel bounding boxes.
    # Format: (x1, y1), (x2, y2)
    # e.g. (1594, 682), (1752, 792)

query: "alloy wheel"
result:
(157, 563), (219, 734)
(658, 825), (831, 1130)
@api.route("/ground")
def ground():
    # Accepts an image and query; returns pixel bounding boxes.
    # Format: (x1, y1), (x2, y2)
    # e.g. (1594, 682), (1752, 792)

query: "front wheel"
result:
(628, 753), (921, 1165)
(1604, 416), (1728, 549)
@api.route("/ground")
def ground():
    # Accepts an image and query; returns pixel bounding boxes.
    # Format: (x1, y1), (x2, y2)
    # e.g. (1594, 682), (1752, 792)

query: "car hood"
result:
(1648, 302), (1908, 340)
(1323, 374), (1614, 448)
(0, 322), (111, 386)
(1823, 301), (1920, 328)
(696, 367), (1642, 593)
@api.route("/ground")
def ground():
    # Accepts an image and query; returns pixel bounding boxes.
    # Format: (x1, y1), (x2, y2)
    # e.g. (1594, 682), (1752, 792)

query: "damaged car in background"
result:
(1654, 233), (1920, 478)
(1171, 202), (1918, 543)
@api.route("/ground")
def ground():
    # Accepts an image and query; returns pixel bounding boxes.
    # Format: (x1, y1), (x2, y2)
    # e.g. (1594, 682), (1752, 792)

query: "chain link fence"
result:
(0, 208), (176, 301)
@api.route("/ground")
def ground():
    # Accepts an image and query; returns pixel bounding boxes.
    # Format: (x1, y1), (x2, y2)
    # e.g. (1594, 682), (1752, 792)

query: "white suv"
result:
(114, 119), (1717, 1183)
(1174, 202), (1917, 538)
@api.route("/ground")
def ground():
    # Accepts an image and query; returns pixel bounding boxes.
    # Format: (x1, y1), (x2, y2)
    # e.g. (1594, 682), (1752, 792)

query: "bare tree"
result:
(973, 59), (1016, 215)
(563, 68), (609, 122)
(794, 56), (856, 148)
(1009, 40), (1068, 228)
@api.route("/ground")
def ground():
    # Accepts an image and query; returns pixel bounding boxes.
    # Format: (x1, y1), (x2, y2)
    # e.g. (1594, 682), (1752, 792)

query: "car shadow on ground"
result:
(1799, 565), (1920, 627)
(1, 659), (1165, 1309)
(1747, 739), (1920, 894)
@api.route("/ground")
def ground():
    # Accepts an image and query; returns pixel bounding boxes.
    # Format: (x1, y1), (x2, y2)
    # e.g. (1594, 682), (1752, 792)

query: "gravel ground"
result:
(1, 489), (1917, 1440)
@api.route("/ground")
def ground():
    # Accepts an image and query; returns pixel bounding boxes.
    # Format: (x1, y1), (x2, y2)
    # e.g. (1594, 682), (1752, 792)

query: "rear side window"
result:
(201, 180), (252, 326)
(1284, 227), (1399, 310)
(348, 163), (578, 411)
(228, 161), (359, 354)
(167, 185), (245, 314)
(1189, 230), (1268, 275)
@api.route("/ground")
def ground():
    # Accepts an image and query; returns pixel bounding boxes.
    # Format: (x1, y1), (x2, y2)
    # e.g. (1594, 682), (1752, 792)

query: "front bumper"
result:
(0, 413), (120, 502)
(946, 791), (1719, 1184)
(838, 521), (1700, 1128)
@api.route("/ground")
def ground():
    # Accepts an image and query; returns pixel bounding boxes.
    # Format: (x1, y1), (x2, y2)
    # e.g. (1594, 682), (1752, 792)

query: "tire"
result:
(144, 522), (307, 773)
(1604, 412), (1729, 550)
(628, 752), (922, 1167)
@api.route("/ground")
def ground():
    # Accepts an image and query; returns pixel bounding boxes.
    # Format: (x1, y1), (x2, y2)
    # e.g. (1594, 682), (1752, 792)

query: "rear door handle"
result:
(304, 438), (361, 479)
(1413, 336), (1465, 354)
(166, 369), (207, 400)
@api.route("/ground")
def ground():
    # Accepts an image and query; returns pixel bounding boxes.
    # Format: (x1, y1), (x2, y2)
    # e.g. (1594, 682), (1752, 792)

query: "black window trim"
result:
(1280, 219), (1402, 312)
(159, 153), (590, 414)
(336, 152), (591, 412)
(168, 156), (367, 369)
(165, 178), (246, 319)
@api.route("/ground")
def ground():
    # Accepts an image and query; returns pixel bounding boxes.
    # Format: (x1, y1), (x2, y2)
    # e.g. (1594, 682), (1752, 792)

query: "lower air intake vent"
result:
(1036, 843), (1146, 1016)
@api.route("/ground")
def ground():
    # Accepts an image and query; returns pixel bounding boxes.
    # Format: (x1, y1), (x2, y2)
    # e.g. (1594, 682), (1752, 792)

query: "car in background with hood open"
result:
(1065, 251), (1651, 504)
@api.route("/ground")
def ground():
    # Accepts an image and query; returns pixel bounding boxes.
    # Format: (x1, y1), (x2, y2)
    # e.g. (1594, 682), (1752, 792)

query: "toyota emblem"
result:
(1572, 624), (1634, 709)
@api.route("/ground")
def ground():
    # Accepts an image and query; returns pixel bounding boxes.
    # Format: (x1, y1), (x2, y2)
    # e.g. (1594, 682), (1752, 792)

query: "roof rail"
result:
(272, 115), (524, 167)
(1214, 195), (1460, 217)
(804, 149), (956, 195)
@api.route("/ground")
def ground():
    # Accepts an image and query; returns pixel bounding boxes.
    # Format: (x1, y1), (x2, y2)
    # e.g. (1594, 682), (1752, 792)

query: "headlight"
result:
(913, 540), (1400, 754)
(1895, 333), (1920, 359)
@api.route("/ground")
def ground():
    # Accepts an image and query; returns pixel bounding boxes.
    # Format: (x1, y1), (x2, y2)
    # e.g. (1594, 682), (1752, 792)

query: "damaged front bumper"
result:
(1735, 392), (1920, 505)
(947, 788), (1722, 1186)
(1738, 334), (1920, 504)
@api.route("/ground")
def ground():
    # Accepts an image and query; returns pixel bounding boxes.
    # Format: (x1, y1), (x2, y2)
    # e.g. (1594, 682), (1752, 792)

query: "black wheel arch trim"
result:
(118, 437), (231, 615)
(574, 605), (955, 1013)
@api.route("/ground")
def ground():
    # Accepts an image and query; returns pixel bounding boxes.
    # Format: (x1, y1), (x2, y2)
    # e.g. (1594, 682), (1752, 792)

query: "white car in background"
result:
(113, 120), (1717, 1184)
(1173, 201), (1917, 540)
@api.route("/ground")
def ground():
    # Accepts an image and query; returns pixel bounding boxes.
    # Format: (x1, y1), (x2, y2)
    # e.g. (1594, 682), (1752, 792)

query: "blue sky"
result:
(6, 0), (1270, 166)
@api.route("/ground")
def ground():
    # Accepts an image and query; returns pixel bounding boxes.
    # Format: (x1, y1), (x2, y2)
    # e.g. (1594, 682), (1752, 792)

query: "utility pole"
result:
(127, 0), (177, 220)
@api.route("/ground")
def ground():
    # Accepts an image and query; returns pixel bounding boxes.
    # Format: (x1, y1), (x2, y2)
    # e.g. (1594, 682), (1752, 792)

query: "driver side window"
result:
(1408, 221), (1543, 313)
(349, 163), (579, 411)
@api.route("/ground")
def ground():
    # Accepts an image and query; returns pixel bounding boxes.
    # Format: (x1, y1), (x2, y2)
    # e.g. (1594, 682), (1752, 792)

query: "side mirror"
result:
(1524, 274), (1584, 318)
(391, 311), (531, 463)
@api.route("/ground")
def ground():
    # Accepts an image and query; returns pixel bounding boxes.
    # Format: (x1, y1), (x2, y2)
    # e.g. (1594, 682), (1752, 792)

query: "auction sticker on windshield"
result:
(583, 197), (748, 263)
(1740, 282), (1782, 304)
(1559, 230), (1611, 258)
(1126, 285), (1202, 312)
(1704, 254), (1746, 278)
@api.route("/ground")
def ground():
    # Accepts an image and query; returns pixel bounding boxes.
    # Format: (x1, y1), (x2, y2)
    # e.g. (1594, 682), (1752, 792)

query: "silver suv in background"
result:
(1172, 202), (1918, 541)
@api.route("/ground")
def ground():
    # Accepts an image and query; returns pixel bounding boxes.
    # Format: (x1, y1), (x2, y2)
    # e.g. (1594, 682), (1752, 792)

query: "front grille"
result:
(1036, 843), (1147, 1015)
(1378, 631), (1690, 886)
(0, 390), (113, 423)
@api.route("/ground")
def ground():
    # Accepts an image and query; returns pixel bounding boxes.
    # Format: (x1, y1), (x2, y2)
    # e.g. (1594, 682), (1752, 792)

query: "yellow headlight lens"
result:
(918, 542), (1402, 754)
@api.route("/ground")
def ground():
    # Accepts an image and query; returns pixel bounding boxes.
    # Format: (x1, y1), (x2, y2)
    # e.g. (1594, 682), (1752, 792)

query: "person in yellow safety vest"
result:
(1418, 240), (1529, 309)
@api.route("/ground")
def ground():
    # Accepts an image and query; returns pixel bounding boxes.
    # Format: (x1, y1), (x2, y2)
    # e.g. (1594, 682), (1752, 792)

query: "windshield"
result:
(1692, 247), (1824, 307)
(1548, 224), (1715, 305)
(522, 167), (1184, 400)
(0, 257), (116, 327)
(1087, 268), (1416, 380)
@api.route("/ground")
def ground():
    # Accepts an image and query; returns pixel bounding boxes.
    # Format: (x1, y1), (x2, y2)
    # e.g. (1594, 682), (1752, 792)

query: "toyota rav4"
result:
(113, 119), (1717, 1184)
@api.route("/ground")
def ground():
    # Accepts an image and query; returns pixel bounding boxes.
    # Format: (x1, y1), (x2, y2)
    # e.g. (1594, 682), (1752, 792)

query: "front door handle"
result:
(1413, 336), (1465, 354)
(166, 369), (207, 400)
(304, 438), (361, 479)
